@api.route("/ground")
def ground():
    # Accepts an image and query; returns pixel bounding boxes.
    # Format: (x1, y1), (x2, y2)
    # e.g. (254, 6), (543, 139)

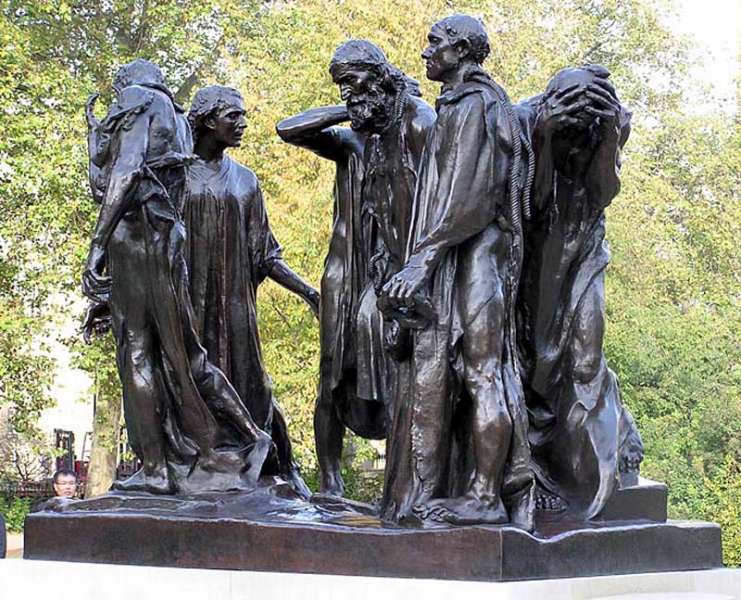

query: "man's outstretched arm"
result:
(276, 105), (354, 162)
(267, 260), (320, 318)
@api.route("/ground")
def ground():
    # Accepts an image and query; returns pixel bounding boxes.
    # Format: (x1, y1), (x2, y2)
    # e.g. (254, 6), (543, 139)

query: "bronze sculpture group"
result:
(81, 14), (644, 530)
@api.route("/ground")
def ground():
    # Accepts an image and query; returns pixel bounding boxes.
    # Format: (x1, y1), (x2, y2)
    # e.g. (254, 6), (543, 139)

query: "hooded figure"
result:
(516, 65), (644, 518)
(82, 60), (272, 495)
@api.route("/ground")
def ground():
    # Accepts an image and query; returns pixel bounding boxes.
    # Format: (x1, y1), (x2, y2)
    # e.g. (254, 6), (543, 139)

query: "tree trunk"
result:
(85, 374), (121, 498)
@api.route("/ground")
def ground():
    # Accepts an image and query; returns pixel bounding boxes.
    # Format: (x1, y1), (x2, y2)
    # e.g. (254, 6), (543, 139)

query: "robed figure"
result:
(277, 41), (434, 496)
(81, 60), (272, 495)
(517, 65), (644, 518)
(381, 17), (534, 528)
(183, 86), (319, 495)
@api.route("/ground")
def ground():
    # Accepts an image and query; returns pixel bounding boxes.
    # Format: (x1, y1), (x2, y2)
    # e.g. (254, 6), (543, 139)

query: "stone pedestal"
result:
(23, 478), (722, 582)
(1, 560), (739, 600)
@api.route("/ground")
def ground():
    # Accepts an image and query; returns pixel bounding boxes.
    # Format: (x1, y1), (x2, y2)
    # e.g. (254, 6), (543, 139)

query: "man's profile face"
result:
(331, 64), (386, 132)
(422, 26), (460, 82)
(53, 474), (77, 498)
(208, 99), (247, 148)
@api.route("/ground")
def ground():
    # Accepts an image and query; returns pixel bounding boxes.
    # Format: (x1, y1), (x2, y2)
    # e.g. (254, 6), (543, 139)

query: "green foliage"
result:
(0, 0), (737, 563)
(0, 12), (87, 435)
(606, 108), (740, 565)
(698, 456), (741, 567)
(0, 496), (32, 533)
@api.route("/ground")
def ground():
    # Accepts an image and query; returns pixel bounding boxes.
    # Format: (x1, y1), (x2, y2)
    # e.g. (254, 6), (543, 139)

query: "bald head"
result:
(432, 14), (490, 65)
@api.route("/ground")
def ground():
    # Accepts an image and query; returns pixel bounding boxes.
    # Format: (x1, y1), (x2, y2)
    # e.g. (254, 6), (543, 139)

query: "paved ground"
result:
(6, 532), (23, 558)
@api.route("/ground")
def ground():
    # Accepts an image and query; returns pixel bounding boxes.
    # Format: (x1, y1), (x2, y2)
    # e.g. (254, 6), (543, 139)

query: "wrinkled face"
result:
(421, 26), (460, 82)
(331, 64), (389, 132)
(207, 99), (246, 148)
(53, 474), (77, 498)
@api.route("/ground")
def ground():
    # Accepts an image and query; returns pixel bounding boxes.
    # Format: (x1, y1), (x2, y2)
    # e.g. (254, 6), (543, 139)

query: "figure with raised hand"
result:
(517, 65), (644, 518)
(277, 41), (435, 497)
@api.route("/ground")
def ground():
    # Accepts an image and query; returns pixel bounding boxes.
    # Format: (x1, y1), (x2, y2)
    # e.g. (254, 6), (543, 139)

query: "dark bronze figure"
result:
(82, 60), (272, 494)
(184, 85), (318, 497)
(276, 41), (435, 496)
(517, 65), (644, 517)
(27, 22), (723, 585)
(380, 15), (534, 528)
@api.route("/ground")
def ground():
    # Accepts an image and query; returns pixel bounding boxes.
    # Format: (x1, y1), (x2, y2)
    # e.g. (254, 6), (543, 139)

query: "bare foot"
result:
(534, 487), (567, 513)
(318, 470), (345, 497)
(414, 494), (508, 526)
(113, 466), (173, 495)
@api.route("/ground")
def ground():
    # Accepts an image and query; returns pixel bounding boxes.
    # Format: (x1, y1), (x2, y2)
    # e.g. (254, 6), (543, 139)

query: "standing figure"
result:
(184, 85), (319, 497)
(82, 59), (272, 495)
(277, 41), (435, 496)
(517, 65), (644, 518)
(381, 15), (534, 527)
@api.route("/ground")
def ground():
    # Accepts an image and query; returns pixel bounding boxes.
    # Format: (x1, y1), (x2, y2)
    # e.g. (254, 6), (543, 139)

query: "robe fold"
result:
(517, 100), (639, 517)
(96, 85), (267, 493)
(184, 158), (280, 431)
(382, 75), (533, 526)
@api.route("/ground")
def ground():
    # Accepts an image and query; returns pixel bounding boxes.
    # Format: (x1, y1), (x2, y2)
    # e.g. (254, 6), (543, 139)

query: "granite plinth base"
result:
(24, 513), (721, 582)
(3, 561), (740, 600)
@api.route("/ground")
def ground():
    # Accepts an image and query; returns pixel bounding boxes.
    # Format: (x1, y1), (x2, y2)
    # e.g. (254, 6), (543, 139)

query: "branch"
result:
(134, 0), (150, 54)
(174, 33), (226, 104)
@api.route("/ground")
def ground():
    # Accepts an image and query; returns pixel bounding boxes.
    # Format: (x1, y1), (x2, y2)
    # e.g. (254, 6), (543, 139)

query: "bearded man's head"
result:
(329, 40), (420, 132)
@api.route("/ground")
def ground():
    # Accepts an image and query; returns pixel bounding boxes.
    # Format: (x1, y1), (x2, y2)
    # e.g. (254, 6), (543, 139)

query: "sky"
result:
(41, 0), (740, 458)
(671, 0), (739, 111)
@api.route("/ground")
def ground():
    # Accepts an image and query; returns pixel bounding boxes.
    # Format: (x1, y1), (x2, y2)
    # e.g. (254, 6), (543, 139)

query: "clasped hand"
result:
(382, 264), (429, 307)
(82, 300), (112, 344)
(539, 78), (621, 133)
(82, 242), (111, 305)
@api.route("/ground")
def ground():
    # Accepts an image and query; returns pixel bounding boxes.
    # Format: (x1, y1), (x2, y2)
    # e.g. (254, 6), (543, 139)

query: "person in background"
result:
(52, 469), (78, 499)
(31, 469), (79, 513)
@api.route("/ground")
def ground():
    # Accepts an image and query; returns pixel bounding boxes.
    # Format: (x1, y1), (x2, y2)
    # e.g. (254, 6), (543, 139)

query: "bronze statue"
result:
(517, 65), (644, 517)
(380, 15), (534, 528)
(277, 41), (435, 496)
(82, 60), (272, 494)
(28, 22), (724, 585)
(183, 85), (319, 497)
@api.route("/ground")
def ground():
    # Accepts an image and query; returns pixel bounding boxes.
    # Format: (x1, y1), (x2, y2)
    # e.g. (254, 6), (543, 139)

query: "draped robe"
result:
(516, 99), (640, 517)
(381, 76), (533, 526)
(183, 157), (301, 479)
(92, 86), (268, 493)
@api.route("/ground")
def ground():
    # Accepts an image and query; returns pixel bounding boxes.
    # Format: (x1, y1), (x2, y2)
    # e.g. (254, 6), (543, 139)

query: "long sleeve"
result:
(247, 180), (282, 286)
(276, 105), (354, 163)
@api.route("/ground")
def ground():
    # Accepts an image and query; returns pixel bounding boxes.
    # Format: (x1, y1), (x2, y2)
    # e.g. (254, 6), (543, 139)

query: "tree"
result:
(1, 0), (737, 563)
(0, 0), (263, 493)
